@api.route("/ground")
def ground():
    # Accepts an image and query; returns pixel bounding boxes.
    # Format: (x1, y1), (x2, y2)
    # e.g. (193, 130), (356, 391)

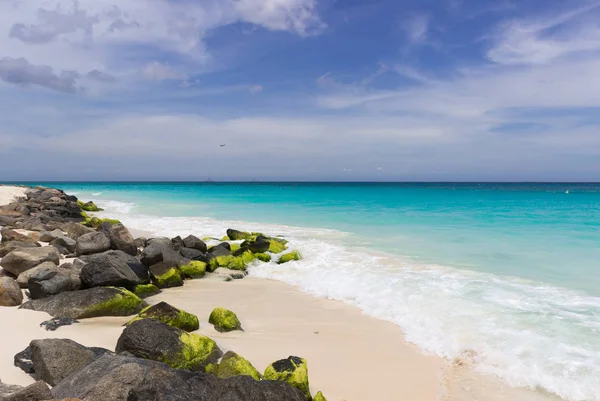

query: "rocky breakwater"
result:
(0, 185), (326, 401)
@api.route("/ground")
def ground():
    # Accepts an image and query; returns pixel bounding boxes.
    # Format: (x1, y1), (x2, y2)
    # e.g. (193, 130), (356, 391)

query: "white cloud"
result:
(142, 62), (185, 81)
(0, 57), (79, 93)
(403, 13), (429, 44)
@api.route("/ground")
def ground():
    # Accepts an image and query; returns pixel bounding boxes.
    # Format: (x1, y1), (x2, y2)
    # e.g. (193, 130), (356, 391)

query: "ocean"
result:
(22, 182), (600, 401)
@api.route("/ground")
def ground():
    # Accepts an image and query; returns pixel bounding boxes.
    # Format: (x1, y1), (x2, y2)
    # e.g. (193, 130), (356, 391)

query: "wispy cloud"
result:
(402, 13), (430, 44)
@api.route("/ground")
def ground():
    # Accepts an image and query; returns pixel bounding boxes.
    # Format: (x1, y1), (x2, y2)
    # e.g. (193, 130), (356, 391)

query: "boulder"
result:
(126, 302), (199, 332)
(247, 238), (270, 254)
(79, 201), (102, 212)
(63, 223), (95, 240)
(263, 356), (310, 400)
(255, 253), (272, 262)
(0, 379), (23, 398)
(0, 241), (40, 258)
(1, 229), (38, 244)
(182, 235), (207, 253)
(1, 380), (52, 401)
(0, 277), (23, 306)
(23, 339), (112, 386)
(139, 238), (172, 267)
(208, 308), (242, 333)
(39, 229), (67, 242)
(28, 270), (77, 299)
(149, 263), (183, 288)
(75, 232), (110, 256)
(51, 353), (307, 401)
(106, 224), (136, 256)
(116, 319), (222, 371)
(172, 236), (184, 250)
(20, 287), (146, 319)
(132, 284), (161, 299)
(268, 239), (288, 254)
(207, 351), (260, 380)
(226, 229), (254, 241)
(16, 262), (61, 288)
(0, 246), (60, 276)
(133, 237), (147, 248)
(49, 236), (76, 254)
(14, 346), (33, 374)
(179, 261), (206, 279)
(179, 247), (206, 261)
(40, 317), (79, 331)
(80, 250), (148, 289)
(277, 251), (302, 264)
(213, 268), (247, 281)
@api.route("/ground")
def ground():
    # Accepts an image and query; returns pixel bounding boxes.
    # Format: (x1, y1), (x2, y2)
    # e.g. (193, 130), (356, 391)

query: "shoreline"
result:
(0, 185), (558, 401)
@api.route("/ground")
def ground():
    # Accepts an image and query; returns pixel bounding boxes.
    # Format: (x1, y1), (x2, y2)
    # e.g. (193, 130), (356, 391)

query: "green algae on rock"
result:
(127, 301), (199, 332)
(208, 307), (243, 332)
(313, 391), (327, 401)
(277, 250), (302, 264)
(263, 356), (311, 400)
(268, 240), (288, 254)
(179, 261), (207, 279)
(77, 200), (103, 212)
(132, 284), (161, 299)
(80, 211), (121, 229)
(208, 351), (261, 380)
(255, 253), (272, 262)
(226, 229), (255, 241)
(151, 266), (184, 288)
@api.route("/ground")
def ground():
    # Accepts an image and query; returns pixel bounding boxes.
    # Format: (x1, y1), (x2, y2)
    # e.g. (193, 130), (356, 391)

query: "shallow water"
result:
(20, 182), (600, 401)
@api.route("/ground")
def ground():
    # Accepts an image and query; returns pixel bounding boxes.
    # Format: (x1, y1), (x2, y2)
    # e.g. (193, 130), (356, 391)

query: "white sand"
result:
(0, 186), (27, 207)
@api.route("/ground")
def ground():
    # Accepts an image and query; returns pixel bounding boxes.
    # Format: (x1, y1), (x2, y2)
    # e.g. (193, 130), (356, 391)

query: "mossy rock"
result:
(77, 200), (103, 212)
(229, 243), (241, 252)
(208, 351), (260, 380)
(226, 229), (254, 241)
(179, 261), (207, 279)
(314, 391), (327, 401)
(263, 356), (310, 400)
(127, 301), (199, 332)
(152, 267), (184, 288)
(269, 240), (288, 254)
(203, 236), (219, 241)
(209, 307), (243, 332)
(133, 284), (161, 299)
(80, 212), (121, 228)
(255, 253), (271, 263)
(277, 251), (302, 264)
(221, 235), (231, 241)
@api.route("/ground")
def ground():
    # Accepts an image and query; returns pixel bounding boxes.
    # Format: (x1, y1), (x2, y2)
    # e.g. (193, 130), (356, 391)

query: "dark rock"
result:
(226, 229), (254, 241)
(106, 224), (136, 256)
(51, 353), (306, 401)
(28, 270), (75, 300)
(1, 229), (38, 244)
(0, 203), (28, 218)
(14, 346), (34, 374)
(40, 317), (79, 331)
(80, 250), (148, 289)
(0, 379), (23, 398)
(139, 238), (172, 267)
(172, 236), (184, 250)
(16, 262), (60, 288)
(0, 241), (40, 258)
(0, 277), (23, 306)
(49, 236), (76, 253)
(0, 246), (60, 276)
(39, 229), (66, 242)
(75, 232), (110, 256)
(26, 339), (112, 386)
(247, 238), (270, 253)
(126, 301), (199, 332)
(20, 287), (146, 319)
(149, 262), (183, 288)
(63, 223), (95, 240)
(263, 356), (310, 400)
(1, 380), (52, 401)
(182, 235), (207, 253)
(133, 237), (147, 248)
(179, 247), (206, 261)
(0, 216), (20, 227)
(116, 319), (222, 371)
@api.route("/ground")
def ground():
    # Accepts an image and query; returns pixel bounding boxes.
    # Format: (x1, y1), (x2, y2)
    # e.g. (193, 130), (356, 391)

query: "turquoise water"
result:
(15, 182), (600, 400)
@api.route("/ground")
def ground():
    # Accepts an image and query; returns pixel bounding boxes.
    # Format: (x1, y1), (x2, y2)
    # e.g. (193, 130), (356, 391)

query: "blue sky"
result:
(1, 0), (600, 181)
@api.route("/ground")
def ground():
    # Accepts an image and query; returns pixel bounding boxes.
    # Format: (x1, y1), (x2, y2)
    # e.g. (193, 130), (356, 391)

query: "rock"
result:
(179, 261), (206, 279)
(207, 351), (260, 380)
(277, 251), (302, 264)
(63, 223), (95, 240)
(313, 391), (327, 401)
(0, 246), (60, 276)
(20, 287), (146, 319)
(14, 346), (34, 374)
(208, 307), (242, 333)
(182, 235), (207, 253)
(1, 229), (38, 244)
(26, 339), (112, 386)
(51, 353), (307, 401)
(116, 319), (222, 371)
(247, 238), (270, 253)
(17, 262), (61, 288)
(40, 317), (79, 331)
(263, 356), (311, 400)
(0, 241), (40, 258)
(208, 250), (256, 272)
(0, 379), (23, 398)
(226, 229), (254, 241)
(139, 238), (172, 266)
(28, 270), (76, 300)
(132, 284), (161, 299)
(179, 247), (206, 261)
(255, 253), (272, 262)
(106, 224), (136, 256)
(39, 229), (67, 242)
(213, 268), (247, 281)
(1, 380), (52, 401)
(171, 236), (184, 250)
(80, 250), (148, 288)
(133, 237), (147, 248)
(0, 277), (23, 306)
(75, 232), (110, 256)
(268, 239), (288, 254)
(126, 302), (199, 332)
(149, 263), (183, 288)
(49, 237), (76, 254)
(79, 201), (102, 212)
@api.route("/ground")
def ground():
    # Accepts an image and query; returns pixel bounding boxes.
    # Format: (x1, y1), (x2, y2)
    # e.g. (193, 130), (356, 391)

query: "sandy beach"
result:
(0, 186), (555, 401)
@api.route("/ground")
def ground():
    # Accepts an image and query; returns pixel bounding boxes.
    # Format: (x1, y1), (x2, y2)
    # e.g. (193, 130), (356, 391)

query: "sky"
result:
(1, 0), (600, 181)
